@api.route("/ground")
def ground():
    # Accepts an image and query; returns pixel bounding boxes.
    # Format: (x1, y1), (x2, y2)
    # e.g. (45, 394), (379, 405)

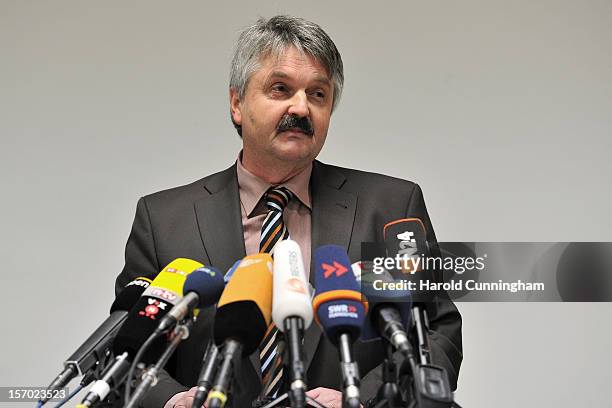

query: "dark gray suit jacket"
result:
(115, 160), (462, 407)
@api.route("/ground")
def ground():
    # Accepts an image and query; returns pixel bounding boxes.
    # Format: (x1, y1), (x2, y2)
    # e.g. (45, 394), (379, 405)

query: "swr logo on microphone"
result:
(327, 304), (358, 319)
(322, 261), (348, 278)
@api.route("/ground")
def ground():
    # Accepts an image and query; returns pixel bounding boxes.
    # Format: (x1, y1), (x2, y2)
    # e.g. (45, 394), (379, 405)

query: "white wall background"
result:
(1, 1), (611, 407)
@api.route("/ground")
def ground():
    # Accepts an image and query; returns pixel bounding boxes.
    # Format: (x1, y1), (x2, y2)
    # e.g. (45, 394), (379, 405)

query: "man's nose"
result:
(287, 90), (310, 118)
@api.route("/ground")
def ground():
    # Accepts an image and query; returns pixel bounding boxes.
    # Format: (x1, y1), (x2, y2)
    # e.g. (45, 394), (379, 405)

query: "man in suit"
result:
(115, 15), (462, 408)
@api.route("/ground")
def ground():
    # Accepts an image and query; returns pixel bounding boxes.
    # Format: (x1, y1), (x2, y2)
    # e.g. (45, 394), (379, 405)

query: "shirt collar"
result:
(236, 152), (312, 217)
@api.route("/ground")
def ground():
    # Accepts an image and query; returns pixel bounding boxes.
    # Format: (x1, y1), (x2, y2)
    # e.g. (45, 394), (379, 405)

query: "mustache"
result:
(276, 115), (314, 136)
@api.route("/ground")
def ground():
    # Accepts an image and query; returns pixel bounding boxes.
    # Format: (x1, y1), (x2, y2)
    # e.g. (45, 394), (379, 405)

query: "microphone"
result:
(352, 261), (415, 408)
(39, 276), (151, 406)
(313, 245), (367, 408)
(207, 253), (273, 408)
(75, 352), (130, 408)
(156, 265), (225, 333)
(383, 218), (433, 298)
(78, 258), (203, 407)
(383, 218), (433, 362)
(355, 261), (414, 357)
(224, 259), (242, 283)
(112, 258), (204, 358)
(191, 342), (220, 408)
(125, 267), (226, 408)
(384, 219), (453, 408)
(272, 240), (313, 408)
(192, 264), (235, 408)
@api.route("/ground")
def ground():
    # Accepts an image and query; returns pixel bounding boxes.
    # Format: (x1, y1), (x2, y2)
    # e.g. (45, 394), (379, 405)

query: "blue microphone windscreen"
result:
(313, 245), (366, 344)
(314, 245), (360, 293)
(183, 266), (225, 308)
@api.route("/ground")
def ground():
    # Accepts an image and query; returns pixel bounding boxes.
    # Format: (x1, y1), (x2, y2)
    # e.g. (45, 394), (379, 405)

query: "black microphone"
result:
(39, 276), (151, 406)
(207, 254), (273, 408)
(383, 219), (433, 363)
(191, 342), (220, 408)
(271, 240), (313, 408)
(76, 352), (130, 408)
(112, 258), (203, 359)
(384, 219), (453, 408)
(125, 266), (225, 408)
(191, 262), (240, 408)
(357, 261), (414, 357)
(312, 245), (367, 408)
(77, 258), (204, 407)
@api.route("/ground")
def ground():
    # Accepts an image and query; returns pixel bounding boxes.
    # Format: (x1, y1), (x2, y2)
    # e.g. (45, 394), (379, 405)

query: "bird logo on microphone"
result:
(138, 299), (168, 320)
(322, 262), (348, 278)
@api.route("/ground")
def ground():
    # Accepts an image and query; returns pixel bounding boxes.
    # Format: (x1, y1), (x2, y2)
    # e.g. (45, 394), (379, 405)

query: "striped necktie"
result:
(259, 186), (293, 255)
(259, 186), (293, 397)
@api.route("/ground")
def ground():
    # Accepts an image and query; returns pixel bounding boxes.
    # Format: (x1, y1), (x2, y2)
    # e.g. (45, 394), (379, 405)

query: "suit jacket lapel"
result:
(194, 163), (246, 276)
(194, 164), (264, 379)
(304, 160), (358, 370)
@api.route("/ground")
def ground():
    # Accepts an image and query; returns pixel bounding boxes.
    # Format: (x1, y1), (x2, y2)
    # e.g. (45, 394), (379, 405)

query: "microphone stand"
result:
(368, 304), (458, 408)
(412, 306), (431, 366)
(191, 341), (221, 408)
(367, 343), (404, 408)
(124, 318), (194, 408)
(253, 335), (326, 408)
(398, 358), (459, 408)
(285, 317), (307, 408)
(336, 333), (362, 408)
(392, 306), (453, 408)
(253, 318), (328, 408)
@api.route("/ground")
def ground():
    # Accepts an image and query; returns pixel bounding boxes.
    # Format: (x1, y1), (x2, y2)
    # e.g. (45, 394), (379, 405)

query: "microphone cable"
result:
(122, 329), (165, 407)
(125, 320), (192, 408)
(52, 384), (83, 408)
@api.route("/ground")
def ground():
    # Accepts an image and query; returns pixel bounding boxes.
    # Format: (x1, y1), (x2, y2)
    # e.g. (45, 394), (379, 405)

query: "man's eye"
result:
(310, 90), (326, 100)
(271, 84), (288, 93)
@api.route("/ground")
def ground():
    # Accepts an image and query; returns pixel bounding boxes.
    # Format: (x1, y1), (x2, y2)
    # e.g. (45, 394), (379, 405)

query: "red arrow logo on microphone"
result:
(322, 261), (349, 278)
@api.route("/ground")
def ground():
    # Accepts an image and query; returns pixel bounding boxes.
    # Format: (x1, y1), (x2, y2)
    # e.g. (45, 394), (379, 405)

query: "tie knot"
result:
(265, 186), (293, 212)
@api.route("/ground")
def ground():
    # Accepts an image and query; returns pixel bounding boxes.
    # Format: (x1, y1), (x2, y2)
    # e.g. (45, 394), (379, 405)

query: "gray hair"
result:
(230, 15), (344, 136)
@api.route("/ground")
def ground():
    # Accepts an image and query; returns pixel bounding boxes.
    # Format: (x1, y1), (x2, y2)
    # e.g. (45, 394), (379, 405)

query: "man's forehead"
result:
(267, 70), (331, 87)
(258, 48), (332, 85)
